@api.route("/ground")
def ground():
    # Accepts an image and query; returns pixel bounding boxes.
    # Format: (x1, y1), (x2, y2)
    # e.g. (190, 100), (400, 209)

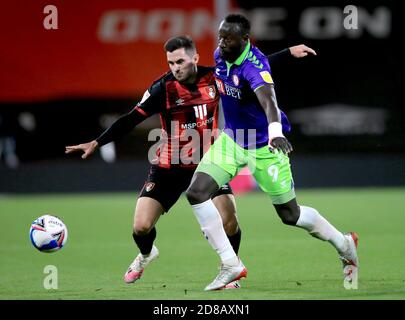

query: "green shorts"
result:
(196, 132), (296, 204)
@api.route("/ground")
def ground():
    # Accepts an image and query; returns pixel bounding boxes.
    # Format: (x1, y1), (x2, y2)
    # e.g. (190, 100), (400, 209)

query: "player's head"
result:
(218, 13), (251, 63)
(164, 35), (200, 84)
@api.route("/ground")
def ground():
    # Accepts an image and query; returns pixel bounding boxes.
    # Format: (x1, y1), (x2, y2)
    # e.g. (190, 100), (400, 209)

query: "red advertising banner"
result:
(0, 0), (218, 102)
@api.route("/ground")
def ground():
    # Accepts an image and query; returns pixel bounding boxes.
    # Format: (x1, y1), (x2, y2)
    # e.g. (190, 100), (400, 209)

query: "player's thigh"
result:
(249, 147), (296, 205)
(196, 133), (245, 188)
(133, 197), (164, 231)
(139, 165), (189, 212)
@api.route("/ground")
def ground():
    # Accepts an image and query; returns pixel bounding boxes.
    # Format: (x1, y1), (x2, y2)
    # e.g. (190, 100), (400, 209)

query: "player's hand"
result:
(289, 44), (317, 58)
(65, 140), (98, 159)
(270, 137), (293, 154)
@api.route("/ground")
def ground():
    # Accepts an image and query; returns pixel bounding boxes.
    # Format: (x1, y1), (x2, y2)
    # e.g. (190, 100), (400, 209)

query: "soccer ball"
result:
(29, 215), (68, 252)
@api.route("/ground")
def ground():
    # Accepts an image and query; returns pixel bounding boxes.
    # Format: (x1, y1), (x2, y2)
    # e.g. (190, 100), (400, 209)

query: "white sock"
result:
(296, 205), (347, 252)
(191, 199), (238, 263)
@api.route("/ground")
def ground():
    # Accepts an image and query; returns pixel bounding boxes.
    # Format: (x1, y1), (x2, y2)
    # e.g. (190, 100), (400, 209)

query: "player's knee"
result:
(280, 214), (298, 226)
(275, 204), (300, 226)
(186, 185), (210, 204)
(133, 222), (153, 236)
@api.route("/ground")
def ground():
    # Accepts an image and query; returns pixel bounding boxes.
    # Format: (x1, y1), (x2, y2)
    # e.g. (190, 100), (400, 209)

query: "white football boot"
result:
(338, 232), (359, 284)
(204, 259), (247, 291)
(224, 280), (241, 289)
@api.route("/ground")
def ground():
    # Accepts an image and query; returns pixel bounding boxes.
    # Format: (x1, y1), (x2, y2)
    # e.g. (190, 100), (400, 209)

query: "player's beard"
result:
(220, 43), (244, 63)
(176, 65), (197, 84)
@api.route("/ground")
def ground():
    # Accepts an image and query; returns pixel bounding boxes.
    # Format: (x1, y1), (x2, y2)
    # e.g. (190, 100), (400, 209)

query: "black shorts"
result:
(139, 165), (233, 212)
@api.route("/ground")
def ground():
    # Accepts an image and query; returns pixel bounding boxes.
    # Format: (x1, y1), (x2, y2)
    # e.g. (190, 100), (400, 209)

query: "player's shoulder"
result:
(242, 45), (270, 73)
(197, 65), (215, 77)
(148, 71), (175, 93)
(250, 45), (268, 59)
(151, 70), (175, 86)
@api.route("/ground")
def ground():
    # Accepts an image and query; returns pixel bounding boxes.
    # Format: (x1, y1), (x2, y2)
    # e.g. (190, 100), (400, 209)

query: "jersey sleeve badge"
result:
(259, 71), (273, 84)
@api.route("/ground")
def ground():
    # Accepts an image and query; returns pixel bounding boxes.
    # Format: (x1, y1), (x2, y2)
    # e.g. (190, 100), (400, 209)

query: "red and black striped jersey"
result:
(95, 50), (289, 167)
(134, 66), (219, 169)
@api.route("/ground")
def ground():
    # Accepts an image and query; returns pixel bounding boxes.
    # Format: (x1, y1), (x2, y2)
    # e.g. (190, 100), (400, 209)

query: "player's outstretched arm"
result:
(267, 44), (316, 66)
(289, 44), (317, 58)
(65, 141), (99, 159)
(255, 84), (293, 154)
(65, 106), (149, 159)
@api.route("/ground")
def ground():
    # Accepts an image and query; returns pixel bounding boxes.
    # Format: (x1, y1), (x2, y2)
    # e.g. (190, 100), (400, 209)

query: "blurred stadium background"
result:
(1, 0), (403, 192)
(1, 0), (405, 301)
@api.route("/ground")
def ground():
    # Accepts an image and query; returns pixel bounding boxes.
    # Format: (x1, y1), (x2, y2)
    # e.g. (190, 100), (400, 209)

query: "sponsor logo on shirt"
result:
(225, 83), (242, 100)
(180, 116), (214, 129)
(215, 78), (225, 94)
(232, 74), (239, 86)
(216, 76), (241, 99)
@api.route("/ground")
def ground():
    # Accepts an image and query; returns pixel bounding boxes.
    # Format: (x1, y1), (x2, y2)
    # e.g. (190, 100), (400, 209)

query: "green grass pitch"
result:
(1, 188), (404, 300)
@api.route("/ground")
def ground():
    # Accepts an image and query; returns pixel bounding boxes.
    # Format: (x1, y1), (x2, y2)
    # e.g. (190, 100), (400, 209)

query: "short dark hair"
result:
(224, 13), (251, 35)
(164, 35), (196, 53)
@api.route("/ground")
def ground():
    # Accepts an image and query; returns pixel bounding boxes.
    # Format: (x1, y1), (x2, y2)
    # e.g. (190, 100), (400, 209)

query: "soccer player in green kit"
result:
(186, 14), (359, 291)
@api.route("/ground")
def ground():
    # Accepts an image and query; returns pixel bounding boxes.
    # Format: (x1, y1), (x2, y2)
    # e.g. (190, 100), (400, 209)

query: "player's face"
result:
(167, 48), (199, 84)
(218, 22), (248, 63)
